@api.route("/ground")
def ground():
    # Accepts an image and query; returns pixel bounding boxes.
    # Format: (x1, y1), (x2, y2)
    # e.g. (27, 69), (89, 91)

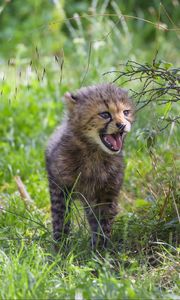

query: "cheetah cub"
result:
(46, 84), (134, 249)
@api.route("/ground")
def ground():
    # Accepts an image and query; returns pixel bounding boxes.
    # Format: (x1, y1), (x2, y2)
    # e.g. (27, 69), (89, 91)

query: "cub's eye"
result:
(99, 112), (111, 119)
(123, 110), (130, 117)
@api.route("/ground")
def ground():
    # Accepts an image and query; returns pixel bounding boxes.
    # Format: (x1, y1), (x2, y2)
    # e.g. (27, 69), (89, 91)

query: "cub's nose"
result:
(116, 123), (126, 131)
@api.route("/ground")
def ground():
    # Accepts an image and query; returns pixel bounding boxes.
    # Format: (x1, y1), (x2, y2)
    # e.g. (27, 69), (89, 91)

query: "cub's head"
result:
(64, 83), (134, 154)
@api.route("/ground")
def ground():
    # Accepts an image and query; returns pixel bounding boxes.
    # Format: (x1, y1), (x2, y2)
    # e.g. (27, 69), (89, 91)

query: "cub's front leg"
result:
(48, 179), (72, 247)
(86, 200), (119, 249)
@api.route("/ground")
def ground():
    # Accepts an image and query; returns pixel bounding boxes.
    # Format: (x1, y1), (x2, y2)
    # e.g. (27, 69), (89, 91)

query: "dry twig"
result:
(14, 176), (33, 207)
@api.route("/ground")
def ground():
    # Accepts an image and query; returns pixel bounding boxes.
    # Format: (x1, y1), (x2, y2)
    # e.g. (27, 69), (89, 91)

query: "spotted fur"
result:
(45, 83), (134, 249)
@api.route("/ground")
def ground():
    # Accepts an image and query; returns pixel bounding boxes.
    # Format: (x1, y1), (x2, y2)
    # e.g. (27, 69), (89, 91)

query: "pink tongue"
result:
(105, 133), (122, 150)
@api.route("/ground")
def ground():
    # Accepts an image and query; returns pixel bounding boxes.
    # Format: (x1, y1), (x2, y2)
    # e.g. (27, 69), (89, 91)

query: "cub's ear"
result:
(64, 92), (78, 103)
(64, 92), (78, 110)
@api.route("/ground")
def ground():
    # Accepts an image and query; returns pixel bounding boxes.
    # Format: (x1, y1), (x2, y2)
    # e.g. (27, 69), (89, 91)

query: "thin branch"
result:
(103, 59), (179, 128)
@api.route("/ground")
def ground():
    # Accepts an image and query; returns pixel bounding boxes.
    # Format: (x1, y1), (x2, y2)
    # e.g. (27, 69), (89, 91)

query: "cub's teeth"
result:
(104, 137), (111, 146)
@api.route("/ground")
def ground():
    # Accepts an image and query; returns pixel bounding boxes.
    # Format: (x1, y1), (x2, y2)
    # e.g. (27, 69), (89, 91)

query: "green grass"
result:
(0, 6), (180, 300)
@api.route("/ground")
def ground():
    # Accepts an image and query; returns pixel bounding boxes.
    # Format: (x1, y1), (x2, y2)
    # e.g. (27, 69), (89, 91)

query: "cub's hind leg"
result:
(48, 179), (71, 245)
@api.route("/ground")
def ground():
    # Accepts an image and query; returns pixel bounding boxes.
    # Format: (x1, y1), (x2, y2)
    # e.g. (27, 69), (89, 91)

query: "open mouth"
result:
(100, 131), (124, 152)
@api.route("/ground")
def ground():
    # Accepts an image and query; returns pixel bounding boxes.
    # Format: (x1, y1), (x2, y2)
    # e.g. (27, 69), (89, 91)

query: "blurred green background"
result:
(0, 0), (179, 59)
